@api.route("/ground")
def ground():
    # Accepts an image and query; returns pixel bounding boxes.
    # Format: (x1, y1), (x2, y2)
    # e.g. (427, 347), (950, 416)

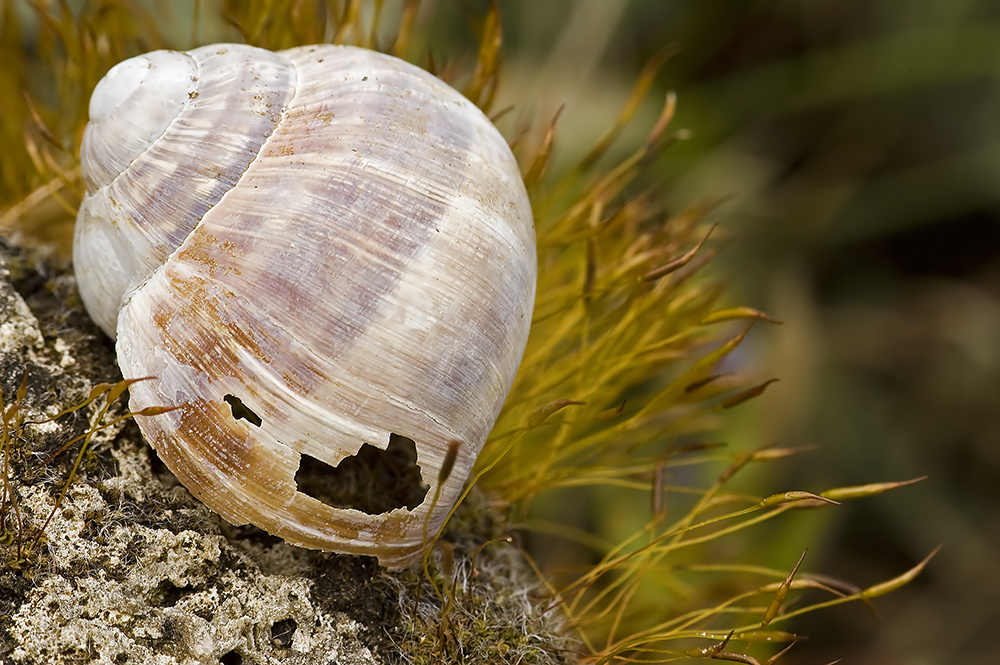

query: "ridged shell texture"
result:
(73, 43), (536, 568)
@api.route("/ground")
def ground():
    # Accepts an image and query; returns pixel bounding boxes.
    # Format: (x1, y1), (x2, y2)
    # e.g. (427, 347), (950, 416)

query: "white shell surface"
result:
(75, 46), (296, 336)
(82, 50), (197, 191)
(73, 44), (535, 568)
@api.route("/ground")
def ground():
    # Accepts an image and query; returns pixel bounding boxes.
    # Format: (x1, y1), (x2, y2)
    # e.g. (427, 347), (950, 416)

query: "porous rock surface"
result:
(0, 248), (394, 665)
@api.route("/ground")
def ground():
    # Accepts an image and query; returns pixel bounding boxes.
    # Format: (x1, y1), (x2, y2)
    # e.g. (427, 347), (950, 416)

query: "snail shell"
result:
(73, 43), (535, 568)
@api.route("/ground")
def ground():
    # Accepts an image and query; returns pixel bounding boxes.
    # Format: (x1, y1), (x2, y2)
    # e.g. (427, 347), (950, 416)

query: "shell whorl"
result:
(73, 43), (536, 568)
(76, 45), (298, 336)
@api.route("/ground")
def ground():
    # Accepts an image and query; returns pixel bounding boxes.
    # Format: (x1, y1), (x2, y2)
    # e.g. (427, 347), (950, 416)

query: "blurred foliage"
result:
(485, 1), (998, 663)
(1, 0), (969, 663)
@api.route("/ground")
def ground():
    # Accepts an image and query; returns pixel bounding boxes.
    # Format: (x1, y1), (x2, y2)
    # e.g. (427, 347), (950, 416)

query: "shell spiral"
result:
(73, 44), (536, 568)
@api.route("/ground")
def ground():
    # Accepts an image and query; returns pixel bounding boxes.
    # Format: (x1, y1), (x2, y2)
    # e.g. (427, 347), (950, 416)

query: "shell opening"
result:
(293, 433), (429, 515)
(224, 394), (263, 427)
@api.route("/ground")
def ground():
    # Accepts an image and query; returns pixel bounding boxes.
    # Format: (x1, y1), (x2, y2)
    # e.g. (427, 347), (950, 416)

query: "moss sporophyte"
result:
(0, 2), (933, 664)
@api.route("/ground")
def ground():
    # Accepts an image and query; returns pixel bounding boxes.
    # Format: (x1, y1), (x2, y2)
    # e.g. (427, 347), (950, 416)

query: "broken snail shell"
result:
(72, 43), (536, 569)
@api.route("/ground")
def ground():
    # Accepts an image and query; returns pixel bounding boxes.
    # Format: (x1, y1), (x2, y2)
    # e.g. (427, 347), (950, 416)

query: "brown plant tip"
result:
(749, 445), (820, 462)
(761, 491), (841, 508)
(437, 440), (461, 485)
(523, 105), (564, 189)
(596, 400), (627, 420)
(685, 373), (732, 393)
(526, 399), (587, 428)
(762, 550), (808, 627)
(821, 476), (928, 501)
(578, 45), (680, 173)
(677, 440), (729, 453)
(720, 379), (780, 409)
(700, 307), (784, 325)
(642, 223), (717, 282)
(862, 544), (942, 598)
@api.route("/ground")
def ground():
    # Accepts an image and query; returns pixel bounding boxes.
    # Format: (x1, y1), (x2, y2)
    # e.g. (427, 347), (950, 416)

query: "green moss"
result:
(382, 490), (577, 665)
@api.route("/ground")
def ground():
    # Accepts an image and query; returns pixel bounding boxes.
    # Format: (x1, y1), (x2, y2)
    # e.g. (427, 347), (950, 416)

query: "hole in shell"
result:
(224, 394), (262, 427)
(294, 433), (429, 515)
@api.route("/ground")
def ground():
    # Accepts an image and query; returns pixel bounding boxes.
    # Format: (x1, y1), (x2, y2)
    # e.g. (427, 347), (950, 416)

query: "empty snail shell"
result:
(72, 43), (536, 569)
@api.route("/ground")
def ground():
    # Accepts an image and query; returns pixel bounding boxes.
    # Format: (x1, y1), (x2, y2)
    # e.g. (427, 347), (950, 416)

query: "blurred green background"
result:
(7, 0), (997, 662)
(483, 0), (998, 662)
